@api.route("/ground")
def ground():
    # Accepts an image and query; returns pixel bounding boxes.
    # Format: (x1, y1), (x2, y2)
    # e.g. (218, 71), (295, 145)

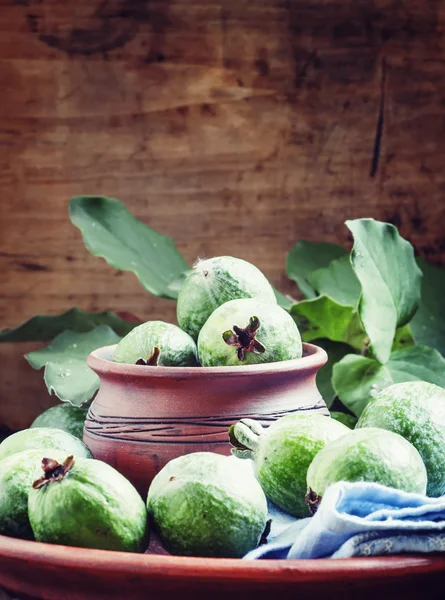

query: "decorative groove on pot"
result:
(84, 342), (329, 492)
(85, 399), (328, 444)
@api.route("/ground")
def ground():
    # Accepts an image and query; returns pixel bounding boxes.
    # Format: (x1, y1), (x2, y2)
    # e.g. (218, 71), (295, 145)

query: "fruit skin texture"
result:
(230, 415), (349, 517)
(0, 427), (92, 462)
(177, 256), (276, 341)
(28, 456), (148, 552)
(0, 448), (68, 539)
(147, 452), (268, 558)
(198, 298), (302, 367)
(307, 427), (428, 509)
(356, 381), (445, 497)
(31, 404), (88, 440)
(113, 320), (198, 366)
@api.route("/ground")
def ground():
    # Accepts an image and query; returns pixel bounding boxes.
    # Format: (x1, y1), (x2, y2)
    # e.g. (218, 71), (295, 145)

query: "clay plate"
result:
(0, 534), (445, 600)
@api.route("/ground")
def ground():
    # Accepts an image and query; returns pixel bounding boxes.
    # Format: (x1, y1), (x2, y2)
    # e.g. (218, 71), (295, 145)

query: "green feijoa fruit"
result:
(31, 404), (89, 440)
(0, 448), (69, 539)
(177, 256), (276, 341)
(113, 320), (198, 366)
(0, 427), (92, 462)
(147, 452), (268, 558)
(229, 414), (349, 517)
(29, 456), (148, 552)
(198, 298), (302, 367)
(306, 427), (427, 514)
(357, 381), (445, 497)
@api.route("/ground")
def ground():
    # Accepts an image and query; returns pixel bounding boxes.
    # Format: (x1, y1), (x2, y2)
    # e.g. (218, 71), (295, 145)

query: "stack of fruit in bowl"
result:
(2, 201), (445, 562)
(113, 255), (303, 368)
(0, 253), (312, 558)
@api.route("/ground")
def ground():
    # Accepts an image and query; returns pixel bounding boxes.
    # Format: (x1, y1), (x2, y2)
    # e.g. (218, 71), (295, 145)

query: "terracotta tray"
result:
(1, 534), (445, 600)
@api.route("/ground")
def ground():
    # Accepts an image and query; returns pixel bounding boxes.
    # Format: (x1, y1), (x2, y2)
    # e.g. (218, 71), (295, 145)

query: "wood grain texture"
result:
(1, 0), (445, 428)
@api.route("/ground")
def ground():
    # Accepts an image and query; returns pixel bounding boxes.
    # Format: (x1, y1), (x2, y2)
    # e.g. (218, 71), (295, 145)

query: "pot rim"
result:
(87, 342), (327, 379)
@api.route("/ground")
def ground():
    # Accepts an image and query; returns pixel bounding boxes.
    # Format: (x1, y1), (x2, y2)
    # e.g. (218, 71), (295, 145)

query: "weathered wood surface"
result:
(1, 0), (445, 429)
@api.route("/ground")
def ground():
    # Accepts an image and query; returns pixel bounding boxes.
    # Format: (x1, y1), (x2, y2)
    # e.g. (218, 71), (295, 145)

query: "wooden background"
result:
(1, 0), (445, 430)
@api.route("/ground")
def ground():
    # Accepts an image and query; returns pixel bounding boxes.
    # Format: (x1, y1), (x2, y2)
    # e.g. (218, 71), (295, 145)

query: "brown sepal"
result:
(222, 316), (265, 361)
(259, 519), (272, 546)
(33, 455), (75, 489)
(135, 346), (161, 366)
(305, 488), (322, 515)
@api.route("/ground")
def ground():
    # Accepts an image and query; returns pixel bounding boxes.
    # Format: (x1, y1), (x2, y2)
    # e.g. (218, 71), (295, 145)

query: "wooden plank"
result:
(1, 0), (445, 428)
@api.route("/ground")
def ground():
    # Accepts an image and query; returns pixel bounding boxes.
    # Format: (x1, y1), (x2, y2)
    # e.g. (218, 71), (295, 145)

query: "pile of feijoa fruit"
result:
(113, 256), (303, 367)
(2, 380), (445, 559)
(2, 256), (445, 561)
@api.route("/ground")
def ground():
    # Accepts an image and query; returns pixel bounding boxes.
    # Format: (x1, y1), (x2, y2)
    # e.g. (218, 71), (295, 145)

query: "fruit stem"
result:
(33, 455), (75, 489)
(228, 419), (264, 459)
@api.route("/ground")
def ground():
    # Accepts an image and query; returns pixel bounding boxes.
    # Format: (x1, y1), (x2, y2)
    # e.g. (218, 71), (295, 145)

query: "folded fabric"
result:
(246, 481), (445, 560)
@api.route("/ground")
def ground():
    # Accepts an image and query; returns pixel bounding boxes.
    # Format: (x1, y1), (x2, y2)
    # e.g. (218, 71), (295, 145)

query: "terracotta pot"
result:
(84, 342), (328, 497)
(1, 534), (445, 600)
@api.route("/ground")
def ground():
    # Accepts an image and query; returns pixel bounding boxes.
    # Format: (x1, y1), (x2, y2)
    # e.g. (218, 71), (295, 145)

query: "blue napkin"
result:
(246, 482), (445, 559)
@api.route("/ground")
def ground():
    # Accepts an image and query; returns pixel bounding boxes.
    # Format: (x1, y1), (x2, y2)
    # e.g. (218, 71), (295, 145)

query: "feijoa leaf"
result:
(286, 241), (346, 299)
(291, 296), (365, 351)
(308, 255), (361, 307)
(273, 286), (295, 311)
(332, 345), (445, 417)
(70, 196), (190, 300)
(346, 218), (422, 364)
(411, 258), (445, 357)
(313, 339), (356, 407)
(26, 326), (120, 406)
(0, 308), (139, 343)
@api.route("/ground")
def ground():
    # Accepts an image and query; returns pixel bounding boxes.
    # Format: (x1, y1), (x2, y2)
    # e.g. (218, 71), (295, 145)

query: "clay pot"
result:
(84, 342), (328, 497)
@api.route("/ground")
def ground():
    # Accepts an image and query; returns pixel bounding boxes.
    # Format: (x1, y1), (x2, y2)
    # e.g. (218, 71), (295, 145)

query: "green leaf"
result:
(0, 308), (140, 343)
(308, 255), (361, 307)
(346, 218), (422, 364)
(332, 345), (445, 417)
(272, 286), (295, 311)
(312, 339), (356, 407)
(411, 259), (445, 356)
(25, 326), (120, 406)
(329, 411), (357, 429)
(286, 241), (346, 299)
(70, 196), (190, 300)
(391, 324), (415, 352)
(291, 295), (365, 351)
(167, 270), (192, 296)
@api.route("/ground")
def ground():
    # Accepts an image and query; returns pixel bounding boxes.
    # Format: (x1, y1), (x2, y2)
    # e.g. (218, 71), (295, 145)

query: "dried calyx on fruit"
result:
(113, 321), (198, 367)
(135, 346), (161, 366)
(305, 488), (321, 515)
(0, 448), (70, 540)
(33, 455), (74, 489)
(28, 455), (149, 552)
(222, 316), (265, 361)
(198, 298), (302, 367)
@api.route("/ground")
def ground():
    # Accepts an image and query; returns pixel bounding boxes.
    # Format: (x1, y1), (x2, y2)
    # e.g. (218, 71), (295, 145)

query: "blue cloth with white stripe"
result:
(245, 482), (445, 559)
